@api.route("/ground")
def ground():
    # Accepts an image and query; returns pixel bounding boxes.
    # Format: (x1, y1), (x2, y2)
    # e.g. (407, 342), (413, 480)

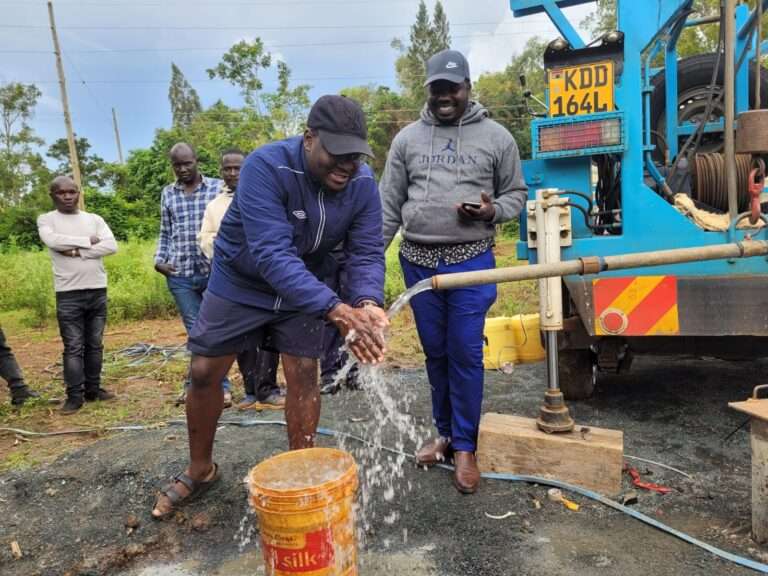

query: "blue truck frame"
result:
(508, 0), (768, 395)
(512, 0), (768, 333)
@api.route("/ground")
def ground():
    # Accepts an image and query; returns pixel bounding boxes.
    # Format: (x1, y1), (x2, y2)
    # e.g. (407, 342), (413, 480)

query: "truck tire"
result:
(650, 52), (768, 161)
(558, 349), (597, 400)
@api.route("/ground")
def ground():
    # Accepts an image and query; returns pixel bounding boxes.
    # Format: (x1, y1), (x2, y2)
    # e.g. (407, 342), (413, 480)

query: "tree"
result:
(122, 99), (273, 206)
(391, 0), (451, 103)
(505, 37), (548, 98)
(341, 85), (413, 175)
(207, 39), (272, 109)
(168, 63), (202, 128)
(580, 0), (616, 38)
(261, 61), (311, 138)
(47, 136), (118, 190)
(0, 82), (44, 207)
(580, 0), (724, 57)
(472, 36), (551, 158)
(431, 2), (451, 55)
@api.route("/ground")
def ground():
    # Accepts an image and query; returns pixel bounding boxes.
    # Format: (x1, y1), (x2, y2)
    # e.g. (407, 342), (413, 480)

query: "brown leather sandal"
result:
(152, 463), (220, 520)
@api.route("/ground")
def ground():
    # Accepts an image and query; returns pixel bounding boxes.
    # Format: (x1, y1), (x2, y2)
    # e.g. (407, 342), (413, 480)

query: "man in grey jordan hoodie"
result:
(380, 49), (527, 494)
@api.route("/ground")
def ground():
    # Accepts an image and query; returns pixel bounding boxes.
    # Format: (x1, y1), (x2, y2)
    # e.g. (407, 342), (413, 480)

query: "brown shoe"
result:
(415, 436), (452, 466)
(453, 451), (480, 494)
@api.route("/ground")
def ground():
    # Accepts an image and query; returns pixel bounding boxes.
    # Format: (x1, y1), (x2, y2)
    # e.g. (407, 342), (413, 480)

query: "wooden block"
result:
(476, 413), (624, 496)
(751, 419), (768, 543)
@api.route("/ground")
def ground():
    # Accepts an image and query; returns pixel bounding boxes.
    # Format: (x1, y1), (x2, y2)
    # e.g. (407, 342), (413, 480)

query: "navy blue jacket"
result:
(208, 136), (385, 317)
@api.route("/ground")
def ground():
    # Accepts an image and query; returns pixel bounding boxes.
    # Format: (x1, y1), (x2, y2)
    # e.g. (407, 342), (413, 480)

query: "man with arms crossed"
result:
(38, 176), (118, 414)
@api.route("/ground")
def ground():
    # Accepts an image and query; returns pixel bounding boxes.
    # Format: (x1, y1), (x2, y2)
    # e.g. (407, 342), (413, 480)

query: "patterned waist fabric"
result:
(399, 237), (494, 269)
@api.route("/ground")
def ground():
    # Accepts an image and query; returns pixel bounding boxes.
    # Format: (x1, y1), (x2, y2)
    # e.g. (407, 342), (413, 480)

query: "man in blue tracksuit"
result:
(380, 49), (528, 494)
(152, 95), (389, 519)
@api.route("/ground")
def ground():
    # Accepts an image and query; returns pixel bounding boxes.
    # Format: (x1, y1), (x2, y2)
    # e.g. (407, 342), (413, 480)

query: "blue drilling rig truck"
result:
(509, 0), (768, 399)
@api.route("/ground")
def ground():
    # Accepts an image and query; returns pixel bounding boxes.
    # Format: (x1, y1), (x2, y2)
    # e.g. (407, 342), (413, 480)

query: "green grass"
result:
(0, 233), (540, 472)
(1, 234), (536, 326)
(489, 239), (539, 318)
(0, 239), (176, 327)
(2, 450), (38, 471)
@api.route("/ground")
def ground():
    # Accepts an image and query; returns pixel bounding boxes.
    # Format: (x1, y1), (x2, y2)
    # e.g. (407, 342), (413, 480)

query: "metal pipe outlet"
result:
(431, 240), (768, 291)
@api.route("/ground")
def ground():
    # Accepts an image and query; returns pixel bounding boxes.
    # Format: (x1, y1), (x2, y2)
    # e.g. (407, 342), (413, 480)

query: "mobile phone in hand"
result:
(461, 201), (482, 210)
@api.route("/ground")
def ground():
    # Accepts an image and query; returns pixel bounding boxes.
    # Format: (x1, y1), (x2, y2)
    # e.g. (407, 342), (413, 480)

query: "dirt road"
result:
(1, 355), (767, 575)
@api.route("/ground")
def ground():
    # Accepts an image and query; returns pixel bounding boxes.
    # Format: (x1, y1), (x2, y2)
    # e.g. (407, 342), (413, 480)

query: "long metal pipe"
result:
(431, 240), (768, 290)
(725, 0), (739, 221)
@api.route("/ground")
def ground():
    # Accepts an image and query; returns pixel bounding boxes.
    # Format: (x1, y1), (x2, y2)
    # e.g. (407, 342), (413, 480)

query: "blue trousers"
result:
(400, 250), (497, 452)
(167, 274), (231, 392)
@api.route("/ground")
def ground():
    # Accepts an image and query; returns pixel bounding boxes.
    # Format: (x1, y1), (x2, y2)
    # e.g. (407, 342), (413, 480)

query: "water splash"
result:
(322, 276), (432, 395)
(386, 278), (432, 320)
(234, 507), (257, 552)
(239, 279), (437, 560)
(327, 279), (436, 544)
(341, 364), (429, 541)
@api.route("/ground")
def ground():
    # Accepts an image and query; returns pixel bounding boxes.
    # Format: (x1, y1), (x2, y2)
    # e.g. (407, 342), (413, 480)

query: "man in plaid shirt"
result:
(154, 142), (232, 405)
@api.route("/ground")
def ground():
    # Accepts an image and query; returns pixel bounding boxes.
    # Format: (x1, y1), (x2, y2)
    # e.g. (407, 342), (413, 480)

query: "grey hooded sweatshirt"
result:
(380, 100), (528, 248)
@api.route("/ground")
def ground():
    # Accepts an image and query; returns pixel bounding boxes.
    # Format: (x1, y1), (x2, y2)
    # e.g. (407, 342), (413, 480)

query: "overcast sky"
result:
(0, 0), (595, 161)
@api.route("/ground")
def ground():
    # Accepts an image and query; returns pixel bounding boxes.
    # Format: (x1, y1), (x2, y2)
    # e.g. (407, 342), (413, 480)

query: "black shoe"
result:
(60, 397), (83, 415)
(84, 388), (116, 402)
(10, 386), (40, 406)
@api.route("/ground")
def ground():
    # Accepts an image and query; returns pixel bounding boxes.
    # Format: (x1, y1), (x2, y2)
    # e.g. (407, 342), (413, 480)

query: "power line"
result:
(0, 0), (421, 4)
(31, 118), (532, 127)
(11, 75), (399, 84)
(30, 105), (530, 122)
(0, 20), (520, 31)
(0, 30), (554, 55)
(62, 52), (114, 128)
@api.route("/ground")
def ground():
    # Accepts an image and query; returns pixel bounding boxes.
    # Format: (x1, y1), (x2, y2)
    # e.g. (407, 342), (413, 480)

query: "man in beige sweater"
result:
(37, 176), (118, 414)
(199, 149), (284, 409)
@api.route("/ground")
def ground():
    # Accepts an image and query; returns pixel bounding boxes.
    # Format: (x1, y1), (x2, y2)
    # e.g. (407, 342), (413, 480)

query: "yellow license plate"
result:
(548, 61), (614, 117)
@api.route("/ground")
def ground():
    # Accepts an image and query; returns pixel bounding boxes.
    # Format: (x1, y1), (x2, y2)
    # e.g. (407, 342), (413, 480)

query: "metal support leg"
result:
(534, 189), (575, 433)
(537, 331), (575, 433)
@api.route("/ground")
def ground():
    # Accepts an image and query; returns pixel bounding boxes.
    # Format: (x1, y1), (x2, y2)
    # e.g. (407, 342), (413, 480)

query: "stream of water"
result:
(237, 278), (436, 554)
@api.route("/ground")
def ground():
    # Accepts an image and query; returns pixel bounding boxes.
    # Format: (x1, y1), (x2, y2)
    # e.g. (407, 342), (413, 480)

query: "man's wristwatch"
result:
(357, 300), (379, 308)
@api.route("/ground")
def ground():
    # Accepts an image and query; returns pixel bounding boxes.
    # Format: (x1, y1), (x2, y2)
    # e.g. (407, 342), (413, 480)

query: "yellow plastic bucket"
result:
(483, 314), (546, 369)
(248, 448), (358, 576)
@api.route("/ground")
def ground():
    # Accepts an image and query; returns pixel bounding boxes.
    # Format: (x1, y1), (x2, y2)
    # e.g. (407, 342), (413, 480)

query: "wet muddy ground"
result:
(1, 355), (767, 576)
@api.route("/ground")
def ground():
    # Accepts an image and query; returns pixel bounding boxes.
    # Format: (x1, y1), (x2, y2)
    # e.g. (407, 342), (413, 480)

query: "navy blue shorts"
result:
(187, 291), (326, 359)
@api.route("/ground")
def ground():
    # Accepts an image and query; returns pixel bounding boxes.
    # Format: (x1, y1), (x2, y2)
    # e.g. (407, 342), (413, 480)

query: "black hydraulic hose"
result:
(561, 189), (594, 211)
(564, 202), (595, 230)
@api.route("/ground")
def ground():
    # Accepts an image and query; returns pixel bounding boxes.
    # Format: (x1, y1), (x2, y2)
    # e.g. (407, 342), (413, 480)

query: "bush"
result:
(84, 190), (158, 242)
(0, 246), (53, 325)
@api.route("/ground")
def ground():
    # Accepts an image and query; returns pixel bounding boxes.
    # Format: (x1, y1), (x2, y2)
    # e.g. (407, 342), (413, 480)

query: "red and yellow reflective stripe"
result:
(593, 276), (679, 336)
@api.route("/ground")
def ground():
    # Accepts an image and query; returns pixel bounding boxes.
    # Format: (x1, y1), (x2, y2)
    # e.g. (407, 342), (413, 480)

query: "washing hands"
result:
(327, 302), (389, 364)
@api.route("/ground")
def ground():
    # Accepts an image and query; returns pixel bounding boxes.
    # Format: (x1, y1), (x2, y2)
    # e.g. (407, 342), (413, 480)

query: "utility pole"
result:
(47, 0), (83, 209)
(112, 107), (124, 164)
